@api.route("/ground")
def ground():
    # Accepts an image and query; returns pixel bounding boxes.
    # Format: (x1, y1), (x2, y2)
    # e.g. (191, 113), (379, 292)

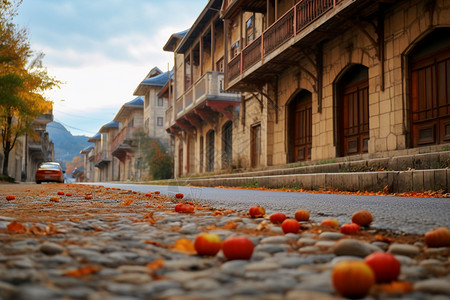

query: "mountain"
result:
(46, 121), (92, 163)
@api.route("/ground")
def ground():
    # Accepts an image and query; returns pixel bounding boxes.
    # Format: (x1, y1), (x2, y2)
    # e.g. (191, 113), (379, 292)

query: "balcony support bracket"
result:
(296, 44), (323, 113)
(352, 6), (386, 91)
(249, 83), (279, 123)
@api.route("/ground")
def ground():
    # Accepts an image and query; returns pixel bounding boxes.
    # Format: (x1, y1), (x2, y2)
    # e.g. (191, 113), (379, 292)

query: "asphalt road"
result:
(85, 183), (450, 234)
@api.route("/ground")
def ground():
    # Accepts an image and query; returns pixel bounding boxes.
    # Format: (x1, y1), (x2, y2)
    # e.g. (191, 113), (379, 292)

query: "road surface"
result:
(84, 183), (449, 234)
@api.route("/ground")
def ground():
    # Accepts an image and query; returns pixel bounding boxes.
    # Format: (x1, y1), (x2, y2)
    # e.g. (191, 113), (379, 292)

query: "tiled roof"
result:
(88, 133), (101, 142)
(80, 146), (94, 154)
(99, 121), (119, 133)
(140, 71), (172, 87)
(124, 96), (144, 107)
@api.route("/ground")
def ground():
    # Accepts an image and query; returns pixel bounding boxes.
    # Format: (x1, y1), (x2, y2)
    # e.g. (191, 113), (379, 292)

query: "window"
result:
(231, 41), (240, 57)
(246, 15), (255, 45)
(157, 97), (164, 107)
(157, 117), (164, 127)
(216, 57), (224, 73)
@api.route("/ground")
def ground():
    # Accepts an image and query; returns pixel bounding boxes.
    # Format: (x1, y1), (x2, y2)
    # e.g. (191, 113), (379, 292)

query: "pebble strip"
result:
(0, 185), (449, 300)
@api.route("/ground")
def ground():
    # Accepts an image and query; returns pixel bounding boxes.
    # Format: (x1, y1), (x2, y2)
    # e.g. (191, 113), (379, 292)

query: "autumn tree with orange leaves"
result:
(134, 132), (173, 180)
(0, 0), (60, 175)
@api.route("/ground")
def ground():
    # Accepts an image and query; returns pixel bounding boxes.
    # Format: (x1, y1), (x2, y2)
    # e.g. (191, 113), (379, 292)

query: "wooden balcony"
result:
(111, 127), (136, 161)
(94, 151), (111, 168)
(226, 0), (367, 90)
(175, 71), (241, 119)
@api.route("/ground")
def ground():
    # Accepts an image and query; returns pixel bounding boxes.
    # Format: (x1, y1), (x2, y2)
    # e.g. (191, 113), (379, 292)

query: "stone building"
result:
(165, 0), (242, 177)
(218, 0), (450, 168)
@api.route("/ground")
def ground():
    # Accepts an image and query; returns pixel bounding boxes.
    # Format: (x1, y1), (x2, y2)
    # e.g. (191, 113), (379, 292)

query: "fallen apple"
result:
(269, 212), (287, 224)
(248, 206), (265, 218)
(174, 203), (194, 213)
(65, 193), (72, 197)
(281, 219), (301, 234)
(5, 195), (15, 201)
(332, 260), (375, 299)
(294, 209), (310, 221)
(321, 218), (339, 228)
(145, 193), (152, 197)
(424, 227), (450, 248)
(341, 223), (361, 234)
(57, 191), (65, 195)
(364, 252), (401, 283)
(222, 236), (254, 260)
(352, 210), (373, 226)
(175, 193), (184, 199)
(194, 233), (222, 256)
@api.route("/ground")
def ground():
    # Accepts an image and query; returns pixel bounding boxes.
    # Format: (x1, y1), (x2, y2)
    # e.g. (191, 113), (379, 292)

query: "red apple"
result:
(341, 223), (361, 234)
(154, 191), (160, 195)
(294, 209), (310, 221)
(65, 193), (72, 197)
(281, 219), (301, 234)
(145, 193), (152, 197)
(194, 233), (222, 256)
(364, 252), (401, 283)
(175, 193), (184, 199)
(332, 261), (375, 299)
(270, 212), (287, 224)
(222, 236), (254, 260)
(424, 227), (450, 248)
(175, 203), (194, 213)
(5, 195), (15, 201)
(248, 206), (265, 218)
(321, 218), (339, 228)
(57, 191), (65, 195)
(352, 210), (373, 226)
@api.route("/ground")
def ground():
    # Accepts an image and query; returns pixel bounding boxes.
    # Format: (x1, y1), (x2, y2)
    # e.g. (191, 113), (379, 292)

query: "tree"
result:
(134, 132), (173, 180)
(0, 0), (60, 176)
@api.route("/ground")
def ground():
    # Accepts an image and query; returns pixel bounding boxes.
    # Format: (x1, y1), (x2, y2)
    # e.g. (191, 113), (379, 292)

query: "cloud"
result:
(15, 0), (207, 135)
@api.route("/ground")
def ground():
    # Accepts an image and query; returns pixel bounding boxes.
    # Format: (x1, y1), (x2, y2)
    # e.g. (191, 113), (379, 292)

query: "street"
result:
(87, 183), (450, 234)
(1, 183), (449, 300)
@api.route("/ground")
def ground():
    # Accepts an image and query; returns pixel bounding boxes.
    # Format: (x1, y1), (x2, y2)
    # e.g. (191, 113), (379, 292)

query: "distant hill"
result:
(46, 122), (92, 163)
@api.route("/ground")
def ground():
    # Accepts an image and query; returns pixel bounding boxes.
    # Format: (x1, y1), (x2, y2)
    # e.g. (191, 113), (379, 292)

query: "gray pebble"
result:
(318, 232), (343, 240)
(333, 239), (371, 258)
(39, 242), (64, 255)
(388, 243), (420, 257)
(414, 279), (450, 295)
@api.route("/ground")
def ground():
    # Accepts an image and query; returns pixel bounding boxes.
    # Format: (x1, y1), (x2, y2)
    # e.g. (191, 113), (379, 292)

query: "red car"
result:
(35, 162), (65, 184)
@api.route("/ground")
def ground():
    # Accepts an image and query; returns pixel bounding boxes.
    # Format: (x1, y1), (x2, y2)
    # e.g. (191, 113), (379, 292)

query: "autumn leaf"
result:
(146, 258), (164, 271)
(69, 217), (80, 222)
(224, 220), (238, 230)
(7, 221), (27, 233)
(375, 235), (395, 243)
(64, 265), (101, 277)
(145, 240), (169, 248)
(29, 224), (47, 235)
(49, 196), (60, 202)
(211, 210), (224, 216)
(375, 281), (414, 294)
(120, 199), (133, 206)
(171, 238), (196, 254)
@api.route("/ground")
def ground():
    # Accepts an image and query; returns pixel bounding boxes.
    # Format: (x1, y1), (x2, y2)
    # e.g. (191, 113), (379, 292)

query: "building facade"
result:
(165, 0), (242, 177)
(163, 0), (450, 177)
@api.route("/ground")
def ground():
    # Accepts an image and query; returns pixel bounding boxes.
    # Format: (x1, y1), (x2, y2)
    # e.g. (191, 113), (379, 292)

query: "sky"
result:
(15, 0), (207, 136)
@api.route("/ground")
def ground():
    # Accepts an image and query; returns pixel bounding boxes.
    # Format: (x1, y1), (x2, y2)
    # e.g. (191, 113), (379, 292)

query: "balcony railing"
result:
(94, 152), (111, 165)
(111, 127), (136, 152)
(165, 106), (174, 127)
(175, 71), (241, 119)
(227, 0), (343, 83)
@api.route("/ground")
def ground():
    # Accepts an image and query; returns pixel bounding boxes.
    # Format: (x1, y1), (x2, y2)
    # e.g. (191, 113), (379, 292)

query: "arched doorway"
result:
(409, 28), (450, 147)
(206, 130), (215, 172)
(337, 65), (369, 156)
(287, 90), (312, 163)
(222, 121), (233, 168)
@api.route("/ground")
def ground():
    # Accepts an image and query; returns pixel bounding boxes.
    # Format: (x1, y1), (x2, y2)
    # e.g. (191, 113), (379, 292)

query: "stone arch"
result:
(221, 120), (233, 169)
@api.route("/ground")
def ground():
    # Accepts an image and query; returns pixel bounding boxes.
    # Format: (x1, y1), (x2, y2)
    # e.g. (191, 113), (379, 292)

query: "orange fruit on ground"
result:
(294, 209), (310, 221)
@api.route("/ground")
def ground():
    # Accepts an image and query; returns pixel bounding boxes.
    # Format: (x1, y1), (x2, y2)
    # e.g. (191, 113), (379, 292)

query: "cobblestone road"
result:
(0, 183), (449, 300)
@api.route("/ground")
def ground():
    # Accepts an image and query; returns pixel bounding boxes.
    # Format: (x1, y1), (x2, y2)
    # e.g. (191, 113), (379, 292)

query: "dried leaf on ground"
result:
(172, 238), (196, 253)
(64, 265), (101, 277)
(120, 199), (134, 206)
(7, 221), (27, 233)
(146, 258), (164, 271)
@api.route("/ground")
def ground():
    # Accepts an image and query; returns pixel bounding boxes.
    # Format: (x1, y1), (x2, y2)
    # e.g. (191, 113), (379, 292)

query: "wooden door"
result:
(289, 91), (312, 162)
(222, 121), (233, 168)
(251, 124), (261, 168)
(178, 145), (183, 177)
(206, 130), (215, 172)
(410, 50), (450, 147)
(341, 81), (369, 155)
